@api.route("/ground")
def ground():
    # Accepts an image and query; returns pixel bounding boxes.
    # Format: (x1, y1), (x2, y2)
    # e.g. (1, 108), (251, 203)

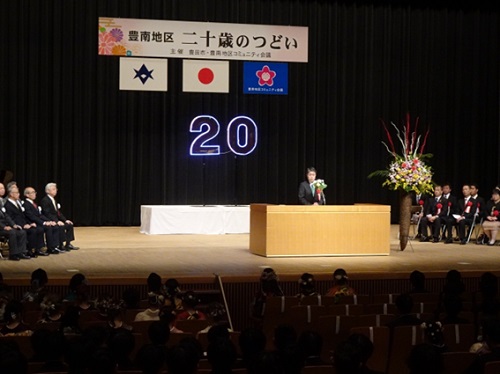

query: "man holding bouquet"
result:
(298, 167), (326, 205)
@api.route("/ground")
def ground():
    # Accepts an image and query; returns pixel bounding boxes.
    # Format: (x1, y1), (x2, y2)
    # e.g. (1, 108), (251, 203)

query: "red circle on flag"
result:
(198, 68), (214, 85)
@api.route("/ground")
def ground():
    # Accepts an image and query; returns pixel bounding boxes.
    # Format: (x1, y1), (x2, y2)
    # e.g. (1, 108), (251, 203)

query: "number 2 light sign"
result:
(189, 115), (258, 156)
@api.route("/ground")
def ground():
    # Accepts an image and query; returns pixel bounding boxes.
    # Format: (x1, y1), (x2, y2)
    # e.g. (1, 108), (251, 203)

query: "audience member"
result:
(272, 324), (302, 374)
(297, 330), (325, 366)
(22, 268), (49, 303)
(409, 270), (429, 293)
(136, 343), (167, 374)
(147, 320), (170, 346)
(346, 333), (384, 374)
(419, 185), (448, 243)
(239, 327), (266, 371)
(164, 278), (183, 310)
(251, 267), (284, 320)
(0, 193), (30, 260)
(107, 328), (136, 371)
(134, 292), (164, 321)
(64, 273), (87, 302)
(0, 300), (31, 336)
(386, 293), (422, 329)
(176, 291), (207, 321)
(207, 337), (238, 374)
(0, 341), (27, 373)
(325, 268), (356, 301)
(166, 340), (200, 374)
(121, 286), (141, 310)
(421, 320), (447, 353)
(39, 293), (64, 323)
(159, 305), (184, 333)
(467, 317), (500, 373)
(296, 273), (318, 299)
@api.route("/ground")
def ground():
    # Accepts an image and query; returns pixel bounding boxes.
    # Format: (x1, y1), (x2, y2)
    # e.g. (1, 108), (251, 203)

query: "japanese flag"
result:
(182, 60), (229, 93)
(119, 57), (168, 91)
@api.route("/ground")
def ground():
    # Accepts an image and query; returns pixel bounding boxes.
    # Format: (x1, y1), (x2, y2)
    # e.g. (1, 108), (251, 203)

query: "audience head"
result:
(407, 343), (444, 374)
(260, 268), (283, 296)
(249, 351), (286, 374)
(159, 305), (178, 325)
(207, 324), (230, 345)
(30, 268), (48, 289)
(297, 330), (323, 359)
(273, 324), (297, 351)
(68, 273), (87, 293)
(45, 182), (58, 197)
(3, 300), (23, 323)
(395, 293), (414, 314)
(146, 291), (165, 309)
(333, 340), (363, 374)
(333, 268), (349, 285)
(164, 278), (181, 297)
(181, 290), (200, 310)
(136, 343), (167, 374)
(410, 270), (426, 292)
(206, 301), (227, 324)
(147, 272), (163, 294)
(207, 339), (238, 372)
(421, 320), (445, 348)
(298, 273), (316, 296)
(443, 269), (465, 295)
(346, 333), (374, 366)
(40, 293), (63, 320)
(239, 327), (267, 363)
(166, 342), (200, 374)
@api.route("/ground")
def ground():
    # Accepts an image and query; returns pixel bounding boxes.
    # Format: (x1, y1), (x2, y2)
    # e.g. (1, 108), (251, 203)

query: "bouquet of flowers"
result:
(369, 114), (434, 195)
(313, 179), (327, 201)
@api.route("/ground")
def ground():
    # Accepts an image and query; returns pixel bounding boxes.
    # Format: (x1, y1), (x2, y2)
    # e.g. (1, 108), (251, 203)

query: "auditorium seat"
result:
(301, 365), (334, 373)
(484, 360), (500, 374)
(442, 323), (476, 352)
(387, 325), (426, 374)
(358, 314), (396, 327)
(285, 305), (328, 334)
(363, 303), (398, 315)
(349, 326), (390, 373)
(322, 294), (370, 306)
(300, 294), (324, 306)
(313, 315), (359, 361)
(373, 293), (399, 304)
(327, 303), (364, 316)
(441, 351), (476, 374)
(412, 301), (439, 314)
(410, 292), (440, 303)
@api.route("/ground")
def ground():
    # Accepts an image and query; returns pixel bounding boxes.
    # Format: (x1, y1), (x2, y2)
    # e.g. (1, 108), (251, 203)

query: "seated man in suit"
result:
(419, 185), (448, 243)
(4, 186), (48, 257)
(24, 187), (63, 254)
(40, 182), (79, 251)
(470, 183), (487, 243)
(0, 200), (30, 261)
(298, 167), (325, 205)
(445, 184), (477, 245)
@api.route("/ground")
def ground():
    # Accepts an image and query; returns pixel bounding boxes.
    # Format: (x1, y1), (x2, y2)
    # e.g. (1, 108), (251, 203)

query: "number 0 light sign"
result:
(189, 115), (258, 156)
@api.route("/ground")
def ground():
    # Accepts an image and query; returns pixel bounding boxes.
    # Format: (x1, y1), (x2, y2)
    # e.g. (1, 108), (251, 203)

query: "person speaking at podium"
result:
(298, 167), (326, 205)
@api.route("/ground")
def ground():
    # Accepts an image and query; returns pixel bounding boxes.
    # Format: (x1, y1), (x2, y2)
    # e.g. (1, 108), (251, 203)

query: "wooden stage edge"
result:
(0, 225), (499, 285)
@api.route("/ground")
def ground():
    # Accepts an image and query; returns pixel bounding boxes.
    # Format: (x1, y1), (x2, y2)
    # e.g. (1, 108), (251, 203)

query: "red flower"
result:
(448, 202), (452, 207)
(436, 203), (442, 209)
(413, 158), (419, 164)
(401, 162), (408, 168)
(418, 200), (424, 206)
(316, 188), (321, 194)
(494, 210), (499, 217)
(411, 166), (416, 171)
(467, 201), (473, 207)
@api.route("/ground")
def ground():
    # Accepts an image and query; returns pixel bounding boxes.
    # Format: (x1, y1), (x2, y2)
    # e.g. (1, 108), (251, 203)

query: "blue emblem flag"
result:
(243, 62), (288, 95)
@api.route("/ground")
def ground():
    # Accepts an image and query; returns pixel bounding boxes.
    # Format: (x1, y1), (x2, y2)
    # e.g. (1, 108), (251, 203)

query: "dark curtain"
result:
(1, 0), (499, 225)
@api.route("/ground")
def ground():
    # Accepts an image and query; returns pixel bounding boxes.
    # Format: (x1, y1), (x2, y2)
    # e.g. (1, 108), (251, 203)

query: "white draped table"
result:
(140, 205), (250, 234)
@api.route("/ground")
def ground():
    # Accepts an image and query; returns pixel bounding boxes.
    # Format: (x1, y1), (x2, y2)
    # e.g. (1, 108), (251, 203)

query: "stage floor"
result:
(0, 226), (497, 282)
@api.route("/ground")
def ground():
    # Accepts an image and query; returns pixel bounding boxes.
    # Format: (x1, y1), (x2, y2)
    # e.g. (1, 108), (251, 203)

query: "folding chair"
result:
(350, 326), (391, 373)
(465, 211), (481, 243)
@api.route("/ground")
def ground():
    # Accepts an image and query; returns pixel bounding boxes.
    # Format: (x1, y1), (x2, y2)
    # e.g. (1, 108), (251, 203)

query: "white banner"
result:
(99, 17), (308, 63)
(119, 57), (168, 91)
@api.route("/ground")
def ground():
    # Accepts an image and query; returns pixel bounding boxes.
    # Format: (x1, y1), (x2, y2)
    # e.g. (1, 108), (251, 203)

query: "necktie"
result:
(33, 202), (38, 209)
(310, 184), (314, 195)
(16, 201), (22, 210)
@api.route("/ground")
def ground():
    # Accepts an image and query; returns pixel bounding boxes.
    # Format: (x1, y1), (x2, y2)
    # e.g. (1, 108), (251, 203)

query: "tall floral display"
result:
(369, 114), (434, 251)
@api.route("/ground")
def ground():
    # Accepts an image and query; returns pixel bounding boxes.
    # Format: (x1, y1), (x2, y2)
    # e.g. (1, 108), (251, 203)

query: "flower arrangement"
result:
(370, 114), (434, 195)
(312, 179), (327, 193)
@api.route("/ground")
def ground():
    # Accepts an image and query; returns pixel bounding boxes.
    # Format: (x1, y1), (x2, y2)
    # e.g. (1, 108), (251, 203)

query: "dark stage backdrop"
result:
(1, 0), (499, 225)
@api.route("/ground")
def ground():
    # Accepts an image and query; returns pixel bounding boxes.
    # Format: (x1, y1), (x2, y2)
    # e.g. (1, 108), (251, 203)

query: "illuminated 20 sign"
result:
(189, 115), (258, 156)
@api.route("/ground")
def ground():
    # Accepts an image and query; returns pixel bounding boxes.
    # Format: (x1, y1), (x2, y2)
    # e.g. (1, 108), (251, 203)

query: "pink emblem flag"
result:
(182, 60), (229, 93)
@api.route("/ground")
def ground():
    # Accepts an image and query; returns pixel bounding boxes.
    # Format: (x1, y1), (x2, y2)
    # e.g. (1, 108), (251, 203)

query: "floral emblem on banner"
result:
(256, 65), (276, 86)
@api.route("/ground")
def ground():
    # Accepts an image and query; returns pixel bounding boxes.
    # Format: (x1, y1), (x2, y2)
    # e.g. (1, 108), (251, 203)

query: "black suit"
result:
(24, 199), (60, 250)
(298, 181), (325, 205)
(446, 197), (477, 241)
(420, 196), (449, 239)
(0, 204), (27, 257)
(5, 199), (45, 251)
(40, 195), (75, 245)
(472, 195), (487, 221)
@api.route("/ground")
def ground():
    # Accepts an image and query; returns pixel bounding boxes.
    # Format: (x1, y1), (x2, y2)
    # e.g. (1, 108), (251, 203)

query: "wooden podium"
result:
(249, 204), (391, 257)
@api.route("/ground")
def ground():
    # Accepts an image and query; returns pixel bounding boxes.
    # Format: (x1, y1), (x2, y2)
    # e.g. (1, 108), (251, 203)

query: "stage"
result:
(0, 225), (497, 283)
